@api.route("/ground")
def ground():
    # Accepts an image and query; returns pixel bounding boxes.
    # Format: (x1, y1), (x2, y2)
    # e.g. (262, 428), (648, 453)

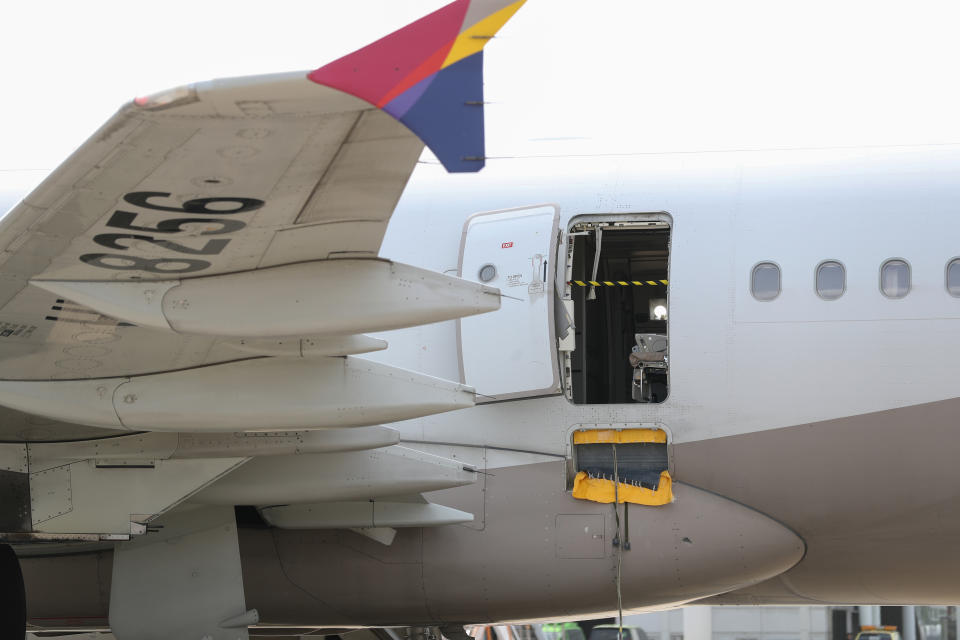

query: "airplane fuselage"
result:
(12, 144), (960, 630)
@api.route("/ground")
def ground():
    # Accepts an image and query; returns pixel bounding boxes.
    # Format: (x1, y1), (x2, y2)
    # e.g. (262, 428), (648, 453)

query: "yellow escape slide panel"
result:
(572, 470), (674, 506)
(572, 428), (667, 444)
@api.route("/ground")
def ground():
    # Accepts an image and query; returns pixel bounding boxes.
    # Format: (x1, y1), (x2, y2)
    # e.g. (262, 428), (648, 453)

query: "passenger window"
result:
(751, 262), (780, 301)
(816, 261), (845, 300)
(947, 259), (960, 297)
(880, 259), (911, 298)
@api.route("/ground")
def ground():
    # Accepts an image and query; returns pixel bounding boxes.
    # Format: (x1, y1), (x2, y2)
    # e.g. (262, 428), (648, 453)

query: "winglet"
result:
(308, 0), (526, 173)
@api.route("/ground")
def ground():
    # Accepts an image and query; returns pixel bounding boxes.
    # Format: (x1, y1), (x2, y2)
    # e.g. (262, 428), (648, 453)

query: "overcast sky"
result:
(3, 0), (960, 191)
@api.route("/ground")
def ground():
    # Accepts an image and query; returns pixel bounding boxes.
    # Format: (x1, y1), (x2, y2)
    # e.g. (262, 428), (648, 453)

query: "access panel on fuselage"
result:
(458, 205), (560, 400)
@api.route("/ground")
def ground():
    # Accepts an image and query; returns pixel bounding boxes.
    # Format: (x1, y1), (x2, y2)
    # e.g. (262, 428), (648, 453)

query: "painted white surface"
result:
(2, 0), (960, 449)
(191, 445), (475, 505)
(0, 357), (474, 431)
(372, 146), (960, 448)
(459, 205), (559, 398)
(110, 506), (250, 640)
(3, 9), (960, 448)
(5, 133), (960, 449)
(35, 258), (499, 338)
(260, 500), (473, 529)
(26, 426), (398, 464)
(30, 279), (178, 331)
(31, 457), (244, 536)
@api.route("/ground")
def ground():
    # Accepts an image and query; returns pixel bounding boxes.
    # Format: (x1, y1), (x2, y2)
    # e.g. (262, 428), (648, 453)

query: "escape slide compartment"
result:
(570, 427), (672, 506)
(458, 205), (560, 399)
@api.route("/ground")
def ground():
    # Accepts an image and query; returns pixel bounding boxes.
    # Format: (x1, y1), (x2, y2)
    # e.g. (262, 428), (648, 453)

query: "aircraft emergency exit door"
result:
(458, 205), (560, 399)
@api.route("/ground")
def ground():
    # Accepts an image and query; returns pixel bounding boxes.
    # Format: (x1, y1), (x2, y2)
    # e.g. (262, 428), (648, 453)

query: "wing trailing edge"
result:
(308, 0), (526, 172)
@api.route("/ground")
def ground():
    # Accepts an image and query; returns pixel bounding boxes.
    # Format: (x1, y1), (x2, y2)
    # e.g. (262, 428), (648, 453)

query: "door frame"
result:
(562, 212), (673, 403)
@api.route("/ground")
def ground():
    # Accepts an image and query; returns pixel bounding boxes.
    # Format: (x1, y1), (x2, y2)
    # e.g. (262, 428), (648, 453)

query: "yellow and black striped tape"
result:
(568, 279), (669, 287)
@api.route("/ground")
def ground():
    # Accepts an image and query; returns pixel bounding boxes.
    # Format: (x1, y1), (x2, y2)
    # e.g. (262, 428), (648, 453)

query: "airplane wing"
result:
(0, 0), (523, 440)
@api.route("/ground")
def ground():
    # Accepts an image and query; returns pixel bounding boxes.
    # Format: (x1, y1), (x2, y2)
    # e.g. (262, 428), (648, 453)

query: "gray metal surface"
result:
(235, 459), (801, 626)
(675, 396), (960, 605)
(109, 506), (249, 640)
(555, 514), (605, 558)
(0, 470), (30, 532)
(0, 406), (118, 442)
(22, 550), (111, 626)
(19, 396), (960, 626)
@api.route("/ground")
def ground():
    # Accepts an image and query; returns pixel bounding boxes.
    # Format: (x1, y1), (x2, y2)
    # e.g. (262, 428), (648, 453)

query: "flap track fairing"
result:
(0, 357), (475, 432)
(27, 426), (400, 467)
(31, 259), (501, 338)
(259, 499), (473, 529)
(191, 445), (477, 505)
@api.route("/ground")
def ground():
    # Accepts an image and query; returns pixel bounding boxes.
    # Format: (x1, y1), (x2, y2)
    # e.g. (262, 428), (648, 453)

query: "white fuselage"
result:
(12, 145), (960, 628)
(363, 144), (960, 450)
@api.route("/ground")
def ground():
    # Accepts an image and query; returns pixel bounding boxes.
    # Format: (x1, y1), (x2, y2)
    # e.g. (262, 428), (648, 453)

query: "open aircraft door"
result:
(458, 205), (561, 400)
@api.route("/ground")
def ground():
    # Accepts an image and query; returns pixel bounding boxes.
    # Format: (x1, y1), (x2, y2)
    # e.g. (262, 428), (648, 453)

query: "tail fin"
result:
(308, 0), (526, 173)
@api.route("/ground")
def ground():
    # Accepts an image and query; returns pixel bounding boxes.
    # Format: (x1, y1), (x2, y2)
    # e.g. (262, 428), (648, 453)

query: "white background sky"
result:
(3, 0), (960, 189)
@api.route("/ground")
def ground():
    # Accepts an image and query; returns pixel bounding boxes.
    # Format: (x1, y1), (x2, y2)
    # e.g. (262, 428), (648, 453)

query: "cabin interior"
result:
(568, 221), (670, 404)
